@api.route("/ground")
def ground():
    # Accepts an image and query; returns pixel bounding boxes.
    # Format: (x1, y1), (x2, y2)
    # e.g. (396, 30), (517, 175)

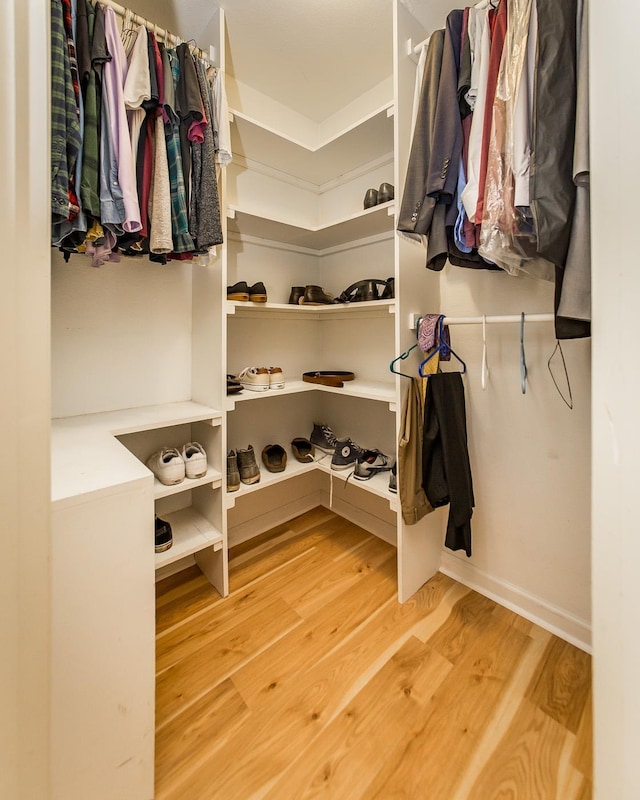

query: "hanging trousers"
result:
(422, 372), (474, 556)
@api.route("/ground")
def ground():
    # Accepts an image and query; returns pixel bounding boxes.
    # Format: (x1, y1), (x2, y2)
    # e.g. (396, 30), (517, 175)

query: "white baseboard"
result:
(227, 491), (323, 548)
(439, 551), (592, 653)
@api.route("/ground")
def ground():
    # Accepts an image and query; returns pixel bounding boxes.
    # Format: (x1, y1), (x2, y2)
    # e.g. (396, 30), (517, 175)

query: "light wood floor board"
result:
(155, 508), (592, 799)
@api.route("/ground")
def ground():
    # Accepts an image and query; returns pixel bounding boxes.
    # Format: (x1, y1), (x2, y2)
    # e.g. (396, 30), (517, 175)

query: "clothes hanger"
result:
(419, 316), (467, 377)
(389, 316), (422, 378)
(520, 312), (528, 394)
(481, 314), (490, 390)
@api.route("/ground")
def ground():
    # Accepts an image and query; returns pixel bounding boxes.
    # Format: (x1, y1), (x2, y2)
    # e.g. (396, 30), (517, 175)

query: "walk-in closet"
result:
(3, 0), (639, 798)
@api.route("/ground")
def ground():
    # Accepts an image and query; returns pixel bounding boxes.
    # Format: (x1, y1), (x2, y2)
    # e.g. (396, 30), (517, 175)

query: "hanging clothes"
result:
(399, 378), (433, 525)
(422, 372), (474, 557)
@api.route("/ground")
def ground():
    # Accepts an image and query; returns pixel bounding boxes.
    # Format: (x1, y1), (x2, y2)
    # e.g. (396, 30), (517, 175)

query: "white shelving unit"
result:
(155, 506), (224, 569)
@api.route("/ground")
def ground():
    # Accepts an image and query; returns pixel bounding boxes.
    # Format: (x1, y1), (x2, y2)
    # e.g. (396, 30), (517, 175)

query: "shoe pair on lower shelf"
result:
(147, 443), (208, 486)
(235, 366), (285, 391)
(310, 422), (396, 485)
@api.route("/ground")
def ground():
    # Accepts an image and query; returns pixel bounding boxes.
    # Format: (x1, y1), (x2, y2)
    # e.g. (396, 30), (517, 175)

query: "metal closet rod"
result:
(95, 0), (212, 62)
(409, 312), (555, 328)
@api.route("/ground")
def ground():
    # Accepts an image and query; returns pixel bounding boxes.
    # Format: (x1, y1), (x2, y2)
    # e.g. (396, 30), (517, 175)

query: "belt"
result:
(302, 371), (355, 388)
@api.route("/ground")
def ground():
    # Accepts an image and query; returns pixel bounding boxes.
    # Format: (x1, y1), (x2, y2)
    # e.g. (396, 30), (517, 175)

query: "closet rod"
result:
(95, 0), (213, 63)
(409, 313), (554, 329)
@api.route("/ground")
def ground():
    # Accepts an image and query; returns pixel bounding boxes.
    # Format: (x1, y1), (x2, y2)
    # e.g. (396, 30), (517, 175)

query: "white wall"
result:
(1, 0), (51, 797)
(590, 2), (640, 797)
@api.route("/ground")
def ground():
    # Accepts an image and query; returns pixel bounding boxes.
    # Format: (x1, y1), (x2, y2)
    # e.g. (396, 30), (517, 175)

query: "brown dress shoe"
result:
(300, 285), (337, 305)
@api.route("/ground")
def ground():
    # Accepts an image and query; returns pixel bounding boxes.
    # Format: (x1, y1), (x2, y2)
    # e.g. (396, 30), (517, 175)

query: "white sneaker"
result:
(182, 442), (208, 478)
(147, 447), (185, 485)
(237, 366), (270, 392)
(269, 366), (285, 389)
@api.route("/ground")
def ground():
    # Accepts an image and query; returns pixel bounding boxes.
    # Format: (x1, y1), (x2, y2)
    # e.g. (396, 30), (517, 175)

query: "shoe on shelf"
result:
(261, 444), (287, 473)
(389, 461), (397, 493)
(146, 447), (185, 485)
(227, 374), (243, 395)
(363, 188), (378, 209)
(227, 280), (250, 301)
(248, 281), (268, 302)
(331, 438), (366, 471)
(353, 449), (393, 481)
(381, 277), (395, 299)
(291, 437), (314, 463)
(268, 366), (285, 389)
(181, 441), (207, 479)
(300, 285), (338, 305)
(227, 450), (240, 492)
(237, 366), (270, 392)
(155, 515), (173, 553)
(288, 286), (305, 305)
(310, 422), (338, 454)
(337, 279), (387, 304)
(378, 182), (395, 203)
(236, 445), (261, 484)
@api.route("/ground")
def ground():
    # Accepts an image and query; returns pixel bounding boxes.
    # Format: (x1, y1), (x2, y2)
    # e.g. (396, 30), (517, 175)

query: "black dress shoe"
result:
(248, 281), (268, 302)
(227, 281), (249, 301)
(300, 285), (337, 305)
(363, 188), (378, 209)
(378, 182), (395, 203)
(288, 286), (305, 305)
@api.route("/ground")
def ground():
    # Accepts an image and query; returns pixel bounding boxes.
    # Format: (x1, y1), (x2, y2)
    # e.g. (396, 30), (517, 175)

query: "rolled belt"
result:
(302, 371), (355, 388)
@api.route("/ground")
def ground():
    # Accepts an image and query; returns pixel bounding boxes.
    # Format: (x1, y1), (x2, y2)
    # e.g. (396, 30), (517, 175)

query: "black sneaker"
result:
(389, 462), (397, 493)
(155, 515), (173, 553)
(331, 439), (366, 471)
(353, 449), (393, 481)
(310, 422), (338, 454)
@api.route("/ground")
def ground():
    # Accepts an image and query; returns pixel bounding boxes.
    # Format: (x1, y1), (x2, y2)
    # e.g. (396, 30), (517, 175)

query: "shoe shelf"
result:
(155, 506), (223, 569)
(227, 202), (395, 251)
(316, 461), (399, 511)
(229, 104), (394, 186)
(226, 379), (397, 411)
(225, 458), (317, 509)
(153, 466), (223, 500)
(227, 298), (395, 321)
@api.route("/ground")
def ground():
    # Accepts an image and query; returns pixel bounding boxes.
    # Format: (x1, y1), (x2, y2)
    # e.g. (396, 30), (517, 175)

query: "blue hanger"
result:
(418, 316), (467, 377)
(389, 316), (423, 378)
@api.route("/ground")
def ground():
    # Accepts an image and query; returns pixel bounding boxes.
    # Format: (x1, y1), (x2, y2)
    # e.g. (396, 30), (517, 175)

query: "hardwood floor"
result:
(155, 507), (592, 799)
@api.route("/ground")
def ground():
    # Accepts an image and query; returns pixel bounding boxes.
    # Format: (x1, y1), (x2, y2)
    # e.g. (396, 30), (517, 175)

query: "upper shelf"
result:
(227, 298), (395, 320)
(227, 202), (395, 250)
(230, 104), (394, 186)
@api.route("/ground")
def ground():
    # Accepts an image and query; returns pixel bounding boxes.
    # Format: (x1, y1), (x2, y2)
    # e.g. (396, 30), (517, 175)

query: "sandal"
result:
(337, 279), (389, 304)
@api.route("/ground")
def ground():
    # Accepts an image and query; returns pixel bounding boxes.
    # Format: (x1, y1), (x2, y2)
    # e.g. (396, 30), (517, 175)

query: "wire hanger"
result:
(520, 312), (528, 394)
(481, 314), (490, 389)
(419, 316), (467, 377)
(389, 316), (422, 379)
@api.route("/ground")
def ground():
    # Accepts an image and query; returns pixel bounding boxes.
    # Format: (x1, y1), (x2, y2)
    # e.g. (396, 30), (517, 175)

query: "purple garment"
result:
(418, 314), (451, 361)
(102, 6), (141, 233)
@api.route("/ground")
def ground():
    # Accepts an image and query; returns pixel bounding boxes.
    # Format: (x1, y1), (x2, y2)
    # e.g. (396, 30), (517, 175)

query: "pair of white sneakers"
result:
(146, 442), (208, 485)
(237, 366), (285, 392)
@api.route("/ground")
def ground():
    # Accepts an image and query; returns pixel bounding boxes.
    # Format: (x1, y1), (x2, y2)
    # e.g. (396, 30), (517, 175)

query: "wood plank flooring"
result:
(155, 507), (592, 799)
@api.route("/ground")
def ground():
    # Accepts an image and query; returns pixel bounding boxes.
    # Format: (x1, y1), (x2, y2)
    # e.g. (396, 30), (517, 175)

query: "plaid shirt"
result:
(166, 49), (194, 253)
(51, 0), (81, 230)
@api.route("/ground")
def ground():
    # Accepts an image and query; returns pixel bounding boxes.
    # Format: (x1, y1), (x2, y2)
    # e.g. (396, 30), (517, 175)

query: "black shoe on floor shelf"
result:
(155, 515), (173, 553)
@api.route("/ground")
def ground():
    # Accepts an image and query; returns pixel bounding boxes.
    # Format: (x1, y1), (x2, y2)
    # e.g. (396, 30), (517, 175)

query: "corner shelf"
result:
(226, 379), (396, 410)
(227, 202), (395, 250)
(155, 506), (223, 569)
(226, 299), (395, 320)
(230, 104), (394, 186)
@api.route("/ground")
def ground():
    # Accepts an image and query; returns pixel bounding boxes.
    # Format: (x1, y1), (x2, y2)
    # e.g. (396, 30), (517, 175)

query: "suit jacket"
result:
(398, 13), (464, 272)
